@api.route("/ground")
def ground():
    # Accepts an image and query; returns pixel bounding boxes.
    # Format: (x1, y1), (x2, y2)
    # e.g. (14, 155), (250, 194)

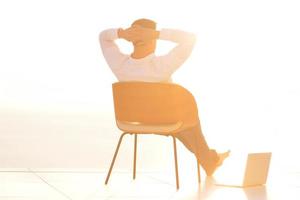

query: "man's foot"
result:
(206, 150), (230, 176)
(216, 151), (230, 166)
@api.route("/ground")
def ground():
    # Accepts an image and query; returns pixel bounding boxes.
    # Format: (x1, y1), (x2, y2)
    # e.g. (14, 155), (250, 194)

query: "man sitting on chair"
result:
(99, 18), (229, 176)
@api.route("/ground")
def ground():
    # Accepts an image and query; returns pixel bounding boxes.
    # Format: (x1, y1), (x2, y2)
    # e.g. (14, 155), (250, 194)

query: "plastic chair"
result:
(104, 81), (201, 189)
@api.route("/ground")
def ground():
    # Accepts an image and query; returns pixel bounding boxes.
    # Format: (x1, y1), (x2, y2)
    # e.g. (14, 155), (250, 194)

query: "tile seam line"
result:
(28, 168), (73, 200)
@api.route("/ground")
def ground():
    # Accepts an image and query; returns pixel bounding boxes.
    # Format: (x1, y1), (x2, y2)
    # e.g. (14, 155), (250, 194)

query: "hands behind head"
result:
(118, 26), (159, 43)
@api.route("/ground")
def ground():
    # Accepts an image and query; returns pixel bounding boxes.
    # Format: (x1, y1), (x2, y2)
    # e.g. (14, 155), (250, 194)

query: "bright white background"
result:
(0, 0), (299, 172)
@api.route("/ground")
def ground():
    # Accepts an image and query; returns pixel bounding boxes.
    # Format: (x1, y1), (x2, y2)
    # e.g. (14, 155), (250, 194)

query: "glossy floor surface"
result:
(1, 168), (299, 200)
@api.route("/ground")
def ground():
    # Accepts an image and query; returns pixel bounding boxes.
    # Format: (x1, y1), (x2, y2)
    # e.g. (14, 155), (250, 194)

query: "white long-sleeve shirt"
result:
(99, 28), (196, 82)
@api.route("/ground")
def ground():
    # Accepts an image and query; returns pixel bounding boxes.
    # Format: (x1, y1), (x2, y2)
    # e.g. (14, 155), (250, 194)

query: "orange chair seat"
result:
(116, 120), (183, 135)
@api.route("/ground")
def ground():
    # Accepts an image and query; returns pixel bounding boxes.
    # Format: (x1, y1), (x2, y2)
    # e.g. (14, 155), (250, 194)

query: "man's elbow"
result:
(99, 30), (112, 48)
(179, 34), (197, 59)
(187, 33), (197, 47)
(99, 31), (106, 43)
(99, 29), (119, 44)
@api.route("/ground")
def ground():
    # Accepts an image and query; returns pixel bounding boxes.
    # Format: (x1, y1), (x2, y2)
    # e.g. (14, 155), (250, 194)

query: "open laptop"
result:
(215, 152), (272, 188)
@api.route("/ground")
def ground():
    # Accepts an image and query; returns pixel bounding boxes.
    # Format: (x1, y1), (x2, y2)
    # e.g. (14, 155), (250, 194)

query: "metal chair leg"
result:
(172, 136), (180, 190)
(133, 134), (137, 180)
(105, 132), (128, 185)
(197, 160), (201, 183)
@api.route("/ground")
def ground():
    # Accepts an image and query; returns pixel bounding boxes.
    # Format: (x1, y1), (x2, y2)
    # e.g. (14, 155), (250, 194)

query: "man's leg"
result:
(174, 122), (220, 176)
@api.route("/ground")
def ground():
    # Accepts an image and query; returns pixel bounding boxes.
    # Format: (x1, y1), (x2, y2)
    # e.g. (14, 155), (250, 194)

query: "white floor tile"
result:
(0, 198), (67, 200)
(0, 172), (68, 199)
(29, 168), (104, 173)
(0, 168), (28, 172)
(106, 198), (170, 200)
(34, 172), (110, 200)
(1, 170), (300, 200)
(91, 172), (176, 199)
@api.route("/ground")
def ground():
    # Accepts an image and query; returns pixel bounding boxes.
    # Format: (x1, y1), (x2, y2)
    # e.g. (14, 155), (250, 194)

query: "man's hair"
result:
(131, 18), (156, 30)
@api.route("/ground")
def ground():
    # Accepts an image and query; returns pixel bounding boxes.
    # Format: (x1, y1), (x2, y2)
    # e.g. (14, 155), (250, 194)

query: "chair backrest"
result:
(112, 81), (199, 129)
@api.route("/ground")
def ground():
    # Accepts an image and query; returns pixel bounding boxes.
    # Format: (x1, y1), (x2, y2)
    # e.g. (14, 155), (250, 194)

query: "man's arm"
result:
(99, 29), (127, 70)
(156, 29), (197, 76)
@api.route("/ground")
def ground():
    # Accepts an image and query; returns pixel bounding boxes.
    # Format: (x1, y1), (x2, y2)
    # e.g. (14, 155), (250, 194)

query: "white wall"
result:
(0, 0), (300, 171)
